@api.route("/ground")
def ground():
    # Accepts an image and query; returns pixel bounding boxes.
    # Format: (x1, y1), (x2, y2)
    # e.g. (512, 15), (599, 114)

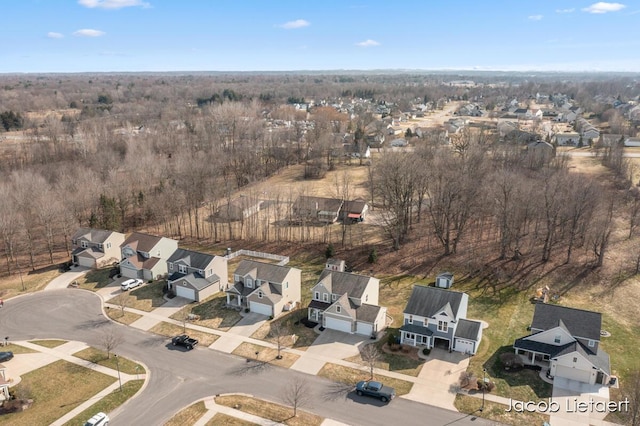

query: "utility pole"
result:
(114, 354), (123, 392)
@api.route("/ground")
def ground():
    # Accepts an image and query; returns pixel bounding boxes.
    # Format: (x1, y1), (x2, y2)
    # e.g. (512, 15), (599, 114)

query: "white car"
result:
(120, 278), (143, 291)
(85, 412), (109, 426)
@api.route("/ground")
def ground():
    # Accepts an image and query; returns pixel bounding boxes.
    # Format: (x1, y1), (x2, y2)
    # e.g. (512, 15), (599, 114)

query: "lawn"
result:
(454, 394), (550, 426)
(73, 347), (144, 375)
(0, 266), (61, 298)
(106, 280), (166, 312)
(104, 307), (142, 325)
(29, 339), (67, 348)
(148, 321), (219, 346)
(169, 293), (241, 331)
(317, 363), (413, 396)
(231, 342), (299, 368)
(214, 395), (323, 426)
(250, 310), (318, 351)
(0, 343), (37, 354)
(344, 339), (424, 377)
(62, 380), (144, 426)
(0, 360), (116, 426)
(78, 268), (114, 291)
(206, 413), (258, 426)
(165, 400), (207, 426)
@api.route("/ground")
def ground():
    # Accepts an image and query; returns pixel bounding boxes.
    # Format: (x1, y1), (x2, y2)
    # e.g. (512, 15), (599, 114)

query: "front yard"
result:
(72, 347), (144, 375)
(231, 342), (299, 368)
(214, 395), (323, 426)
(317, 363), (414, 396)
(106, 280), (166, 312)
(148, 321), (220, 346)
(170, 293), (241, 331)
(344, 339), (425, 377)
(250, 309), (318, 351)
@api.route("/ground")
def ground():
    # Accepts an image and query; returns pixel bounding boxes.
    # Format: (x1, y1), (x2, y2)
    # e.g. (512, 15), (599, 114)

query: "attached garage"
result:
(250, 301), (273, 316)
(77, 255), (97, 268)
(175, 284), (196, 301)
(355, 322), (373, 336)
(120, 265), (142, 279)
(454, 338), (475, 354)
(554, 365), (592, 383)
(325, 316), (352, 333)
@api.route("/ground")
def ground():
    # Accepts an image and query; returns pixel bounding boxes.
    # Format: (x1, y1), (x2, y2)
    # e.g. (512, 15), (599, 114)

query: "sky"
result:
(2, 0), (640, 73)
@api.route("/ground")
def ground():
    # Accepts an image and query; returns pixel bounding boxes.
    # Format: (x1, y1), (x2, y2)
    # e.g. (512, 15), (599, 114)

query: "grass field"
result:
(0, 267), (61, 299)
(214, 395), (323, 426)
(148, 321), (219, 346)
(62, 380), (144, 426)
(454, 394), (550, 426)
(104, 307), (142, 325)
(317, 363), (413, 396)
(206, 412), (258, 426)
(72, 347), (144, 375)
(231, 342), (299, 368)
(165, 400), (208, 426)
(29, 339), (67, 348)
(170, 292), (241, 331)
(106, 280), (166, 312)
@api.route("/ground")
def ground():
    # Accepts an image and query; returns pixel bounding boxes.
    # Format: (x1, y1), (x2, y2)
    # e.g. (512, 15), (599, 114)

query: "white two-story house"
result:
(399, 285), (483, 355)
(166, 248), (228, 302)
(119, 232), (178, 280)
(225, 260), (301, 318)
(71, 228), (125, 269)
(307, 269), (387, 336)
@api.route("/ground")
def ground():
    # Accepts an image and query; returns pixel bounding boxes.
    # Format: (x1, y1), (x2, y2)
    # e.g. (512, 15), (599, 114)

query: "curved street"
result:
(0, 290), (496, 426)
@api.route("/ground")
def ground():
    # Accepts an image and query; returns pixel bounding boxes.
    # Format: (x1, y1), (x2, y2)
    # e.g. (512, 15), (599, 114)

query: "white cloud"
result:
(279, 19), (310, 29)
(556, 8), (575, 13)
(47, 32), (64, 39)
(356, 39), (380, 47)
(78, 0), (150, 9)
(528, 14), (543, 20)
(73, 29), (106, 37)
(582, 2), (626, 13)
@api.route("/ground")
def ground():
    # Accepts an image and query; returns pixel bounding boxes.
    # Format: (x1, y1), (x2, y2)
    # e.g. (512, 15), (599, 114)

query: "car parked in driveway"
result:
(0, 352), (14, 362)
(120, 278), (143, 291)
(355, 380), (396, 402)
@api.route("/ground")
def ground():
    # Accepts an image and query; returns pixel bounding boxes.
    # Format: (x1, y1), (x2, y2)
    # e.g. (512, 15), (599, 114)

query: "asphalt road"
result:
(0, 290), (498, 426)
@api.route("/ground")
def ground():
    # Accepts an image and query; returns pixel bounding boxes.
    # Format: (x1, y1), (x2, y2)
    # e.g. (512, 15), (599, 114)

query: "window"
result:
(98, 243), (103, 249)
(573, 357), (578, 363)
(198, 270), (203, 275)
(169, 263), (173, 271)
(246, 278), (253, 288)
(207, 269), (212, 277)
(332, 294), (337, 301)
(323, 293), (329, 302)
(81, 241), (88, 248)
(285, 281), (288, 289)
(554, 335), (561, 344)
(314, 291), (320, 300)
(438, 320), (448, 332)
(588, 340), (595, 348)
(72, 239), (77, 245)
(106, 242), (111, 249)
(258, 291), (263, 299)
(365, 294), (368, 302)
(234, 274), (240, 283)
(178, 264), (187, 274)
(336, 306), (341, 313)
(405, 333), (414, 340)
(408, 315), (413, 324)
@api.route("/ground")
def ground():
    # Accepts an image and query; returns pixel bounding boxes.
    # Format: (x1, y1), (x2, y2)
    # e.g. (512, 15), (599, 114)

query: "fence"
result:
(225, 249), (289, 266)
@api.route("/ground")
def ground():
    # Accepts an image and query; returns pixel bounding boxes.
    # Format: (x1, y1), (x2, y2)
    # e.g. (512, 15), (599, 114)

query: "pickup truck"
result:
(171, 334), (198, 350)
(355, 380), (396, 402)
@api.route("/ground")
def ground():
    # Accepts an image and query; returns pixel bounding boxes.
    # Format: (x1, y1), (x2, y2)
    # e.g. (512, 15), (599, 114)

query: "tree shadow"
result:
(484, 345), (552, 399)
(227, 359), (273, 376)
(321, 382), (353, 401)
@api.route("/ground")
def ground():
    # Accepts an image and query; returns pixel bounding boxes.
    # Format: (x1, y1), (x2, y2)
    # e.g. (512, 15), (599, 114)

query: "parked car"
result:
(120, 278), (143, 291)
(0, 352), (13, 362)
(84, 412), (109, 426)
(171, 334), (198, 350)
(355, 380), (396, 402)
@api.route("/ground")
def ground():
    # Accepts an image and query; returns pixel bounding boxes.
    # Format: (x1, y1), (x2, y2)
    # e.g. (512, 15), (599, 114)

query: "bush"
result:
(499, 352), (524, 370)
(386, 331), (398, 346)
(422, 347), (431, 356)
(477, 379), (495, 392)
(325, 243), (335, 259)
(368, 247), (378, 264)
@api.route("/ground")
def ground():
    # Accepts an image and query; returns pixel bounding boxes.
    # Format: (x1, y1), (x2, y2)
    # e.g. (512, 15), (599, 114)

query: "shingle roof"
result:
(293, 196), (343, 213)
(355, 303), (382, 323)
(168, 271), (220, 291)
(403, 285), (466, 319)
(167, 248), (215, 270)
(400, 323), (433, 336)
(256, 282), (282, 304)
(72, 228), (115, 244)
(121, 232), (164, 253)
(234, 260), (294, 284)
(455, 319), (482, 341)
(317, 269), (374, 299)
(530, 304), (602, 341)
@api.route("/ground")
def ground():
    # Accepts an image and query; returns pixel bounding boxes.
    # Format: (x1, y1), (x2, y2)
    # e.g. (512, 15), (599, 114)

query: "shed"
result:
(435, 272), (454, 289)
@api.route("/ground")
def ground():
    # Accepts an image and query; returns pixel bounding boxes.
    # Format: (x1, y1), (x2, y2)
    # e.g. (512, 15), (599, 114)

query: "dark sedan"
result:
(0, 351), (14, 362)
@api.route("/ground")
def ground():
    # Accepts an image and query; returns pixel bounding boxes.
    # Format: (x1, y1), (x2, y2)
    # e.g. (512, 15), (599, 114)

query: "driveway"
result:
(291, 329), (368, 375)
(403, 348), (469, 410)
(549, 377), (610, 426)
(45, 267), (89, 291)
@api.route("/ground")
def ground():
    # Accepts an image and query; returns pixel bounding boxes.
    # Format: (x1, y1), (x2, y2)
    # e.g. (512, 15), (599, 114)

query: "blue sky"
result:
(2, 0), (640, 73)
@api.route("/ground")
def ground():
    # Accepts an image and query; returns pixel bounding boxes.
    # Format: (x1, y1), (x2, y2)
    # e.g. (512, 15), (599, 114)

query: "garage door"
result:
(77, 256), (96, 268)
(325, 316), (352, 333)
(250, 301), (272, 316)
(356, 322), (373, 336)
(454, 338), (475, 354)
(555, 365), (592, 383)
(120, 266), (139, 279)
(175, 285), (196, 301)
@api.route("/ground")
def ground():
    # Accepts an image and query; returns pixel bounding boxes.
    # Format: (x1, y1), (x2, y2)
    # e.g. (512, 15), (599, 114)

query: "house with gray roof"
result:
(166, 249), (228, 302)
(307, 269), (387, 336)
(225, 260), (301, 318)
(292, 196), (344, 224)
(71, 228), (125, 269)
(399, 285), (483, 355)
(513, 303), (610, 386)
(119, 232), (178, 280)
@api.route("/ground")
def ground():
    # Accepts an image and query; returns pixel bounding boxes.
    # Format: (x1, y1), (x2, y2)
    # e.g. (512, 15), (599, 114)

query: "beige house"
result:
(166, 249), (228, 302)
(119, 232), (178, 280)
(308, 270), (387, 336)
(71, 228), (125, 269)
(226, 260), (301, 318)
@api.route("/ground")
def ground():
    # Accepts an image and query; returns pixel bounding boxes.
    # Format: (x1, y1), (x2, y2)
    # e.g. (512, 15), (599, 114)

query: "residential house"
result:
(71, 228), (125, 269)
(581, 127), (600, 143)
(624, 137), (640, 147)
(0, 364), (10, 402)
(513, 303), (610, 385)
(555, 132), (580, 146)
(399, 285), (483, 355)
(526, 141), (556, 168)
(166, 249), (228, 302)
(119, 232), (178, 280)
(292, 196), (344, 224)
(340, 200), (368, 223)
(225, 260), (301, 318)
(216, 197), (263, 222)
(307, 270), (387, 336)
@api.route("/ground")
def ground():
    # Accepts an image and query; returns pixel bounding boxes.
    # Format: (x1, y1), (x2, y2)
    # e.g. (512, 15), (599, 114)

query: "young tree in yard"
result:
(175, 309), (191, 333)
(112, 292), (130, 317)
(622, 370), (640, 426)
(282, 377), (312, 418)
(360, 343), (382, 380)
(101, 329), (123, 359)
(589, 196), (615, 268)
(269, 320), (291, 360)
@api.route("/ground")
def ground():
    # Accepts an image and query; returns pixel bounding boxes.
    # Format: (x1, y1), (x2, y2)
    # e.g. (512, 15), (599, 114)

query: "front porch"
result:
(514, 348), (550, 368)
(225, 293), (247, 310)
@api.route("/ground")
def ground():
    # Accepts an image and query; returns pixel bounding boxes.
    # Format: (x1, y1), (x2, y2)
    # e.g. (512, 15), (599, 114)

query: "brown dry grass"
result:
(164, 400), (208, 426)
(206, 412), (258, 426)
(170, 292), (241, 331)
(0, 267), (61, 299)
(29, 339), (67, 348)
(148, 321), (219, 346)
(104, 307), (143, 325)
(317, 363), (413, 396)
(214, 395), (323, 426)
(454, 394), (550, 426)
(231, 342), (299, 368)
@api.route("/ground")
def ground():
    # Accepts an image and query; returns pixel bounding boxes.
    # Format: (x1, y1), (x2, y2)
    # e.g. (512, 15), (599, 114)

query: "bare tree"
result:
(101, 329), (124, 359)
(112, 292), (130, 317)
(269, 320), (291, 360)
(359, 343), (382, 380)
(622, 370), (640, 426)
(282, 377), (312, 418)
